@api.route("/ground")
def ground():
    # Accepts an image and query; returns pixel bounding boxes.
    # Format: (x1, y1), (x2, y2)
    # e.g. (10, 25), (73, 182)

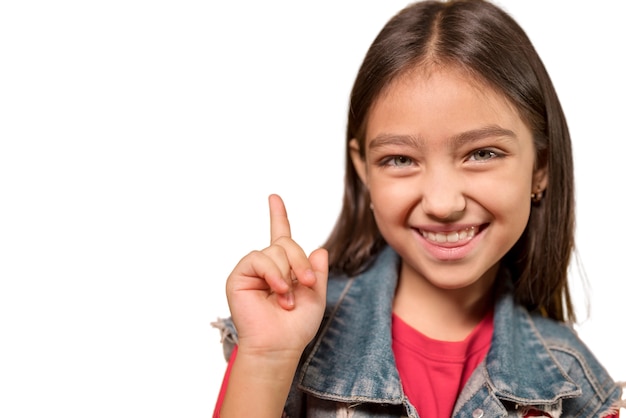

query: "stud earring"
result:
(531, 189), (544, 203)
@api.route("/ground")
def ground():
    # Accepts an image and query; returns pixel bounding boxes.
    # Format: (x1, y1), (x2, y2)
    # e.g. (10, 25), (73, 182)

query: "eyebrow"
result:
(368, 125), (517, 151)
(450, 125), (517, 146)
(368, 134), (423, 150)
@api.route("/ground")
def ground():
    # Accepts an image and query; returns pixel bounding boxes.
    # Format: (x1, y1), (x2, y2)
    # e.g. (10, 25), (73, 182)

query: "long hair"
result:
(323, 0), (576, 322)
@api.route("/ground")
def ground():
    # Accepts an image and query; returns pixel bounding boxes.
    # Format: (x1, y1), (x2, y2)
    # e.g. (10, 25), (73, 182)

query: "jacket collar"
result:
(298, 246), (404, 403)
(486, 277), (580, 403)
(297, 246), (580, 405)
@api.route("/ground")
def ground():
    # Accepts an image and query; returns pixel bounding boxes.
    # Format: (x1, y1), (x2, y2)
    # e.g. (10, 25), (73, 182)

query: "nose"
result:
(420, 170), (466, 220)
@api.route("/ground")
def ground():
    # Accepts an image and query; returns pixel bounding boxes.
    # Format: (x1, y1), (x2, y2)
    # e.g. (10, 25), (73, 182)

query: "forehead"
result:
(364, 66), (529, 147)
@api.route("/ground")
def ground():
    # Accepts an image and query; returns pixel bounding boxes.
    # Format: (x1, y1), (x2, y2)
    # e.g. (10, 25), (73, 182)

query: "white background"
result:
(1, 1), (624, 416)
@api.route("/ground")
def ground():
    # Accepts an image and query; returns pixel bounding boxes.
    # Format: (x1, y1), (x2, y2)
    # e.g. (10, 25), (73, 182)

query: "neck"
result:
(393, 263), (497, 341)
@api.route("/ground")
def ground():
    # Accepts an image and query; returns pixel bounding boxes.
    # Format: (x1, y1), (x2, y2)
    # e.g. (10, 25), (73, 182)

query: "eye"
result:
(469, 149), (499, 162)
(383, 155), (414, 167)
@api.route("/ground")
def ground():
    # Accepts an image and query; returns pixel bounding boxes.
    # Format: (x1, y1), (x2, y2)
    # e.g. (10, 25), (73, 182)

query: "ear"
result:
(532, 165), (548, 193)
(349, 138), (368, 186)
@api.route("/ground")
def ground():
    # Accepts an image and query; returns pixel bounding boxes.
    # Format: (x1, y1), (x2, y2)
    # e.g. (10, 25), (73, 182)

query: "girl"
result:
(213, 0), (624, 416)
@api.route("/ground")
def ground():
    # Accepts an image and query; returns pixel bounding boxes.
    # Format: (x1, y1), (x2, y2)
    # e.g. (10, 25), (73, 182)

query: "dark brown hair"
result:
(323, 0), (576, 322)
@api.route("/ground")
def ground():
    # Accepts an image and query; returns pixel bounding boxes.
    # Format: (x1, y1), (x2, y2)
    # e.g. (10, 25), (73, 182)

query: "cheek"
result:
(474, 175), (532, 227)
(492, 191), (531, 225)
(369, 179), (415, 222)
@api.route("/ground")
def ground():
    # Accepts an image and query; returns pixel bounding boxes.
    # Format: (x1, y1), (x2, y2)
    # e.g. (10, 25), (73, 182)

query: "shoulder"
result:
(529, 314), (623, 415)
(531, 314), (608, 380)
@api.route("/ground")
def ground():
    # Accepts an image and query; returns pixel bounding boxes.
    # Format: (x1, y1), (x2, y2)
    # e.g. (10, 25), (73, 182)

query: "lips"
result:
(414, 225), (485, 261)
(418, 226), (478, 244)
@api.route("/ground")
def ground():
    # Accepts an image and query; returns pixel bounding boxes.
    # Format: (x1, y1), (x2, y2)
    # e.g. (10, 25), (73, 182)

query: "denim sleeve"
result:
(211, 317), (238, 362)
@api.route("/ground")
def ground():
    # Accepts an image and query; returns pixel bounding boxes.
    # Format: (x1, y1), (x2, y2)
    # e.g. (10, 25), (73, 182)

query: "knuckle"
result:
(262, 243), (288, 259)
(272, 235), (293, 247)
(242, 249), (266, 264)
(246, 249), (263, 258)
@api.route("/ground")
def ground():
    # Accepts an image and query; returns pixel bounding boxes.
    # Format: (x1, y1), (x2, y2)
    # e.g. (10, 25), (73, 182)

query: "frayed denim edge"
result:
(211, 317), (238, 362)
(601, 381), (626, 417)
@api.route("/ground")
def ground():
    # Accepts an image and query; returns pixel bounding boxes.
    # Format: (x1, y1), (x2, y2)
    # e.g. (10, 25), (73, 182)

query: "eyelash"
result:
(468, 148), (502, 162)
(379, 155), (414, 167)
(377, 148), (503, 167)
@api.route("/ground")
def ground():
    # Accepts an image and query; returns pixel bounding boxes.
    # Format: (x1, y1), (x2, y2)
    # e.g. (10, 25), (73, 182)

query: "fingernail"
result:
(305, 269), (315, 281)
(285, 291), (294, 308)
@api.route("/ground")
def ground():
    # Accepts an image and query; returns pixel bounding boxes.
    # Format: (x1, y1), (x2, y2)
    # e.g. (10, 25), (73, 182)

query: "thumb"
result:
(308, 247), (328, 294)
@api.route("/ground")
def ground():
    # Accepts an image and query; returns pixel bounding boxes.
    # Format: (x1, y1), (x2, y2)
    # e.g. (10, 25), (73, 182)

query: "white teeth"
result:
(421, 227), (476, 244)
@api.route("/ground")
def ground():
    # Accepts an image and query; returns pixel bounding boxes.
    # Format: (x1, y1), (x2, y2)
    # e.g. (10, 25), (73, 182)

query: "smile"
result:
(418, 226), (477, 244)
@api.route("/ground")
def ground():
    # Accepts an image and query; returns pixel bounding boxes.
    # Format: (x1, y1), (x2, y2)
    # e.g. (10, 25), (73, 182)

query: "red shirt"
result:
(392, 310), (493, 418)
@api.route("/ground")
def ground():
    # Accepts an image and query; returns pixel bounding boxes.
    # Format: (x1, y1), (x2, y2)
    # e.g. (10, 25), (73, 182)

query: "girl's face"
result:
(351, 67), (547, 292)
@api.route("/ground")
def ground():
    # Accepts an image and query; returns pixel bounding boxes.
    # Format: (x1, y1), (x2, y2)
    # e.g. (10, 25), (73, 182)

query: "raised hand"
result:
(225, 194), (328, 358)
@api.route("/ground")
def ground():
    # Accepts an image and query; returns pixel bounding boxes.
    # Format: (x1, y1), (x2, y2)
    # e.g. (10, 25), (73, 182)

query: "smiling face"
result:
(351, 67), (547, 292)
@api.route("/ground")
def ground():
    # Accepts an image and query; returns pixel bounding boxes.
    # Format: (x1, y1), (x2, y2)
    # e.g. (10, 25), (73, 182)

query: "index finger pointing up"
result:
(269, 194), (292, 243)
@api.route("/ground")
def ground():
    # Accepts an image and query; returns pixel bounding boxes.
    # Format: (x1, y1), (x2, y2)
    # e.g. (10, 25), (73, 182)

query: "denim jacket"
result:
(215, 246), (623, 417)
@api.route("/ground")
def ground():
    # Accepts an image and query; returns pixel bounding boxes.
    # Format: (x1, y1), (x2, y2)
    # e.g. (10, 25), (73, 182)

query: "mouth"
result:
(417, 225), (482, 244)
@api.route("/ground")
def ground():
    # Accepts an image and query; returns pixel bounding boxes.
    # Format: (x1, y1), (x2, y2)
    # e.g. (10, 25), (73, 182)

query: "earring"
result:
(531, 189), (544, 203)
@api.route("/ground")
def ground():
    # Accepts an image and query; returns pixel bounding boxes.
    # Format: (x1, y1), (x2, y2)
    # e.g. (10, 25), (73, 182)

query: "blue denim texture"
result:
(217, 246), (622, 417)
